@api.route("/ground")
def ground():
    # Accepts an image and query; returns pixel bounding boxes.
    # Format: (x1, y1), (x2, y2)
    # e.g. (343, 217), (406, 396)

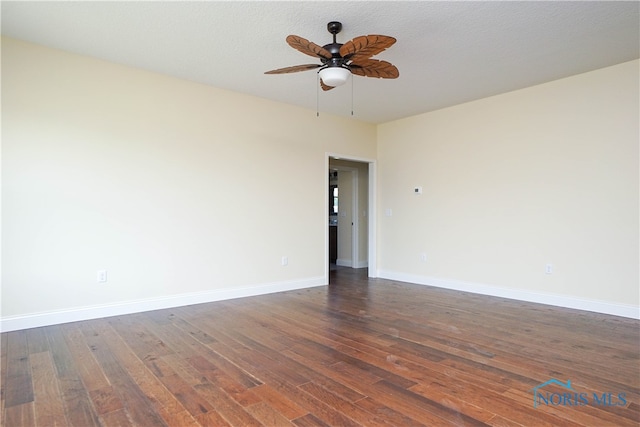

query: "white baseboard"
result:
(336, 259), (368, 269)
(377, 270), (640, 320)
(0, 276), (326, 332)
(5, 272), (635, 332)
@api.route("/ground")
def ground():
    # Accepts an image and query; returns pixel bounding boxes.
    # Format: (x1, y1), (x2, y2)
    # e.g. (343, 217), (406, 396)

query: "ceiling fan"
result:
(265, 21), (399, 91)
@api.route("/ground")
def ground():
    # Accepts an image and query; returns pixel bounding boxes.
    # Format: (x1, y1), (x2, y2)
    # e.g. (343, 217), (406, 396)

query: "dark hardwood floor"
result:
(2, 268), (639, 426)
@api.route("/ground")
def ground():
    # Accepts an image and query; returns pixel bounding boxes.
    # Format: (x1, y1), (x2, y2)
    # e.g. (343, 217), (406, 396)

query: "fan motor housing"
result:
(323, 43), (344, 58)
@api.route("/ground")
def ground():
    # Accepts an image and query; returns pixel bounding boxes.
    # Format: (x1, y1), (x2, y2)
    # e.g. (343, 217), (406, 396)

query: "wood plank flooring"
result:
(2, 267), (639, 426)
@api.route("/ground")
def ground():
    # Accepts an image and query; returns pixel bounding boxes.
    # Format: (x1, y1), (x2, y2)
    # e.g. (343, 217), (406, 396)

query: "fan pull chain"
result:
(351, 73), (354, 116)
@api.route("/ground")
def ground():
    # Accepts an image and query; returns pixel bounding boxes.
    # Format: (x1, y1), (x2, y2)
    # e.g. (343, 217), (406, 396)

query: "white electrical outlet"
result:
(97, 270), (107, 283)
(281, 256), (288, 266)
(545, 264), (553, 274)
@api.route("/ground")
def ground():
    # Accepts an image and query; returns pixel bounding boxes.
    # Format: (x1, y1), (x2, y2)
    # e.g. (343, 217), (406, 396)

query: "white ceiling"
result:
(2, 1), (639, 124)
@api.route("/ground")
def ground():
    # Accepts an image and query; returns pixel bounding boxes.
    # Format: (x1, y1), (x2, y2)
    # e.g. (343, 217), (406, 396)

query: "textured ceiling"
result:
(2, 1), (639, 124)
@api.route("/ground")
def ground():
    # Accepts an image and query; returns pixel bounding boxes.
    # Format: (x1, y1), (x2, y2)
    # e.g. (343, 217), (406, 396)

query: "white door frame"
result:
(325, 153), (377, 281)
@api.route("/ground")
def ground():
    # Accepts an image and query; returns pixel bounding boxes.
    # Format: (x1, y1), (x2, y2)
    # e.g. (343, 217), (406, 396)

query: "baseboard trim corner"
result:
(335, 259), (368, 269)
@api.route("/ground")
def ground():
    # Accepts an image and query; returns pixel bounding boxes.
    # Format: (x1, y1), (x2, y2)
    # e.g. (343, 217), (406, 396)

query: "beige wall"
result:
(1, 38), (376, 323)
(2, 37), (638, 328)
(377, 60), (639, 311)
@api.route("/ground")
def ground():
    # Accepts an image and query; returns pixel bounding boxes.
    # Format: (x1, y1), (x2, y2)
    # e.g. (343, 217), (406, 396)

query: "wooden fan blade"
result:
(320, 79), (335, 91)
(286, 35), (332, 60)
(265, 64), (321, 74)
(350, 59), (399, 79)
(339, 35), (396, 61)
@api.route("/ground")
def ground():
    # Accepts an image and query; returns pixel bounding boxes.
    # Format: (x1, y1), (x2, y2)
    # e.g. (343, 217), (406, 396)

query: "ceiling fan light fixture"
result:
(318, 66), (350, 87)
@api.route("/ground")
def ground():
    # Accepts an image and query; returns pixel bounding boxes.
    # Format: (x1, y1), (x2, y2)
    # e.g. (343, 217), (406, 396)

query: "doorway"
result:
(326, 154), (376, 283)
